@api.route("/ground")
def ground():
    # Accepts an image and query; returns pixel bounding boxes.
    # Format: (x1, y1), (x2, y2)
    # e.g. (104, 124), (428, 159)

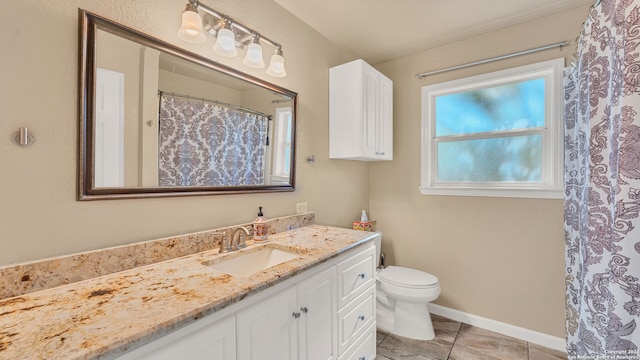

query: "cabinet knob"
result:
(358, 315), (365, 321)
(300, 307), (308, 314)
(358, 273), (366, 279)
(292, 311), (301, 319)
(359, 357), (366, 360)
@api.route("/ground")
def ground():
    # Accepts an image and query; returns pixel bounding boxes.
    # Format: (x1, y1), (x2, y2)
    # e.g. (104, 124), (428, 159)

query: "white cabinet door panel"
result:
(298, 266), (337, 360)
(236, 286), (298, 360)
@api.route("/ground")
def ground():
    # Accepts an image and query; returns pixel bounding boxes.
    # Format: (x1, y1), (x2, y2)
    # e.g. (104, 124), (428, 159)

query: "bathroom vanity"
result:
(0, 225), (377, 360)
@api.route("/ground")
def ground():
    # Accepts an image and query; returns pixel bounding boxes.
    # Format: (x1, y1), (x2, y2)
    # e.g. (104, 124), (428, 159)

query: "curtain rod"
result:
(158, 90), (271, 119)
(414, 40), (570, 79)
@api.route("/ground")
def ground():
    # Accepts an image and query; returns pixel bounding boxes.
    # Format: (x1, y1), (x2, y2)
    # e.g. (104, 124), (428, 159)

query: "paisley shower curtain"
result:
(564, 0), (640, 357)
(158, 94), (268, 186)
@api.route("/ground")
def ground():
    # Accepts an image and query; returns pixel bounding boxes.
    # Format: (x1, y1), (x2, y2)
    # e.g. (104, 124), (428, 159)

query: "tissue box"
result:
(352, 220), (376, 232)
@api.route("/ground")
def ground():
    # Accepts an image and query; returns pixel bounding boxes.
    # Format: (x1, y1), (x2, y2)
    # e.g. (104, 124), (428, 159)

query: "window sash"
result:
(434, 78), (546, 136)
(436, 133), (544, 183)
(420, 58), (564, 199)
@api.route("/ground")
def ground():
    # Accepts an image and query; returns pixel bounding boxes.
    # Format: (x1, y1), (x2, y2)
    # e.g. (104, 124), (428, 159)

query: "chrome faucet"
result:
(231, 227), (250, 250)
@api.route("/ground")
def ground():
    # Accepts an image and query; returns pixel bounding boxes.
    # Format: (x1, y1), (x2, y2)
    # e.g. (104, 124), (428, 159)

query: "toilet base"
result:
(377, 300), (435, 340)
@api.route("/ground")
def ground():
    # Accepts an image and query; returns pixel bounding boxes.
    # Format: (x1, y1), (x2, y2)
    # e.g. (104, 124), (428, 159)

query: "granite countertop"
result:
(0, 225), (377, 360)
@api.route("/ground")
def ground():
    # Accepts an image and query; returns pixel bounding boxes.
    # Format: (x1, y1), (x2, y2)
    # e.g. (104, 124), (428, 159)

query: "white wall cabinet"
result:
(330, 59), (393, 161)
(117, 242), (375, 360)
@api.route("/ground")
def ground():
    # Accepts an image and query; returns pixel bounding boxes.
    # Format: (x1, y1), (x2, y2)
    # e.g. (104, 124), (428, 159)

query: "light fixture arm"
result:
(188, 0), (282, 51)
(240, 32), (261, 49)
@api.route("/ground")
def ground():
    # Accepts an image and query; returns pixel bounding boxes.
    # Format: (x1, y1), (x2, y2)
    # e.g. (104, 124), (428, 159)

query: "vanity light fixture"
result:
(243, 33), (265, 68)
(212, 18), (238, 57)
(177, 0), (286, 77)
(266, 47), (286, 77)
(177, 2), (207, 43)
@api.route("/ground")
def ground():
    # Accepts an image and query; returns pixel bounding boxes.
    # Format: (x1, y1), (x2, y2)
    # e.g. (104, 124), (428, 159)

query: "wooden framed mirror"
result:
(78, 10), (297, 200)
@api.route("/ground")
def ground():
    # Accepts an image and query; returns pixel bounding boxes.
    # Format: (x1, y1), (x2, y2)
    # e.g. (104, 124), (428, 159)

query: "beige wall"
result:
(0, 0), (366, 265)
(0, 0), (590, 340)
(371, 5), (590, 338)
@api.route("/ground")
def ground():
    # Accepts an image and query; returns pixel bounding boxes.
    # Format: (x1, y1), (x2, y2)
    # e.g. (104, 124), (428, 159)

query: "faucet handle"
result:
(215, 232), (232, 253)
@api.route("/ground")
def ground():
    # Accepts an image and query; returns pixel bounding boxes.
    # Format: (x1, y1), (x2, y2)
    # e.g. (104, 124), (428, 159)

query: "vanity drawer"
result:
(337, 245), (375, 308)
(338, 324), (376, 360)
(337, 285), (375, 354)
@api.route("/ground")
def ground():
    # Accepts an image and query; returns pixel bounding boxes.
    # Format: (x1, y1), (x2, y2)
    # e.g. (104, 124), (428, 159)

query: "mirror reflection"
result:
(79, 11), (297, 199)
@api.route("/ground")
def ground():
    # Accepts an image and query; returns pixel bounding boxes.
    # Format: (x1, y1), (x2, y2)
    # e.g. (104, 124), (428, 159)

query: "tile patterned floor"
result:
(375, 315), (567, 360)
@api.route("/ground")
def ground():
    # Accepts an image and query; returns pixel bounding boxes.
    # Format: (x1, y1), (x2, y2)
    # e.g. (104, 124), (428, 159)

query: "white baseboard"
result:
(428, 303), (567, 353)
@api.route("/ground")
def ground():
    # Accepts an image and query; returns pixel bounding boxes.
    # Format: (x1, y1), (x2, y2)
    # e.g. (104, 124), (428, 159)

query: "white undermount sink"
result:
(205, 245), (301, 278)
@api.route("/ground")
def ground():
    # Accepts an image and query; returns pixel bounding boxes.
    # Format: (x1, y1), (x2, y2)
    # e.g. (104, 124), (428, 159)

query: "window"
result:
(271, 107), (292, 184)
(420, 58), (564, 199)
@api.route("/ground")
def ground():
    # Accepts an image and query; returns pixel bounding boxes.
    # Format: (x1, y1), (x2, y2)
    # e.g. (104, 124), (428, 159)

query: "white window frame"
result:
(419, 58), (564, 199)
(271, 107), (292, 184)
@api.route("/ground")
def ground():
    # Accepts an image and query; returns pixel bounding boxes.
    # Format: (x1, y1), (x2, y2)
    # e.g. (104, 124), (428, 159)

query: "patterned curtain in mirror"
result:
(158, 94), (268, 186)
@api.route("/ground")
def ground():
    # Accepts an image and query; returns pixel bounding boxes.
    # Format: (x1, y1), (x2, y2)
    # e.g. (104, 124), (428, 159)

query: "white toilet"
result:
(374, 235), (441, 340)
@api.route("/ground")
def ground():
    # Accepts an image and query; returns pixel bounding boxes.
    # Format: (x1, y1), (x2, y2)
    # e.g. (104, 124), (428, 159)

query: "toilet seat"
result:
(378, 266), (439, 289)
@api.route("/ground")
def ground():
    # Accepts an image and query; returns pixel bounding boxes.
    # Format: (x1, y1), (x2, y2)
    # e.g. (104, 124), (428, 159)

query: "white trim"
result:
(420, 58), (565, 199)
(418, 186), (563, 199)
(428, 303), (567, 353)
(272, 107), (292, 178)
(95, 68), (125, 188)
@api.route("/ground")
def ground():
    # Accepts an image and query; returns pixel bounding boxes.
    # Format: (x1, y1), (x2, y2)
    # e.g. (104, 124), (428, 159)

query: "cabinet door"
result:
(236, 286), (298, 360)
(118, 314), (236, 360)
(297, 267), (338, 360)
(362, 65), (380, 159)
(377, 74), (393, 160)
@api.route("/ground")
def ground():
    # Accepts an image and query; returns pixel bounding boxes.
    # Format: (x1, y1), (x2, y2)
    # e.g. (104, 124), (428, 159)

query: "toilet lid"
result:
(378, 266), (439, 288)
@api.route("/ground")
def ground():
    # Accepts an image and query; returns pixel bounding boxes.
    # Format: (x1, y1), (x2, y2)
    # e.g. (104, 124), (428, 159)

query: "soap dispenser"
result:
(252, 206), (269, 242)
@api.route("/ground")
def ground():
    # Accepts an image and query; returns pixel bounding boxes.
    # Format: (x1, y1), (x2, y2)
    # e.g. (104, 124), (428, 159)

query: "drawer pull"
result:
(292, 311), (301, 319)
(300, 307), (308, 314)
(351, 315), (367, 333)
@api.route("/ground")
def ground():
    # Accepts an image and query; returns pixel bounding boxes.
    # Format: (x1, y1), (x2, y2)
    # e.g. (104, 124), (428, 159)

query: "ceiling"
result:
(273, 0), (594, 64)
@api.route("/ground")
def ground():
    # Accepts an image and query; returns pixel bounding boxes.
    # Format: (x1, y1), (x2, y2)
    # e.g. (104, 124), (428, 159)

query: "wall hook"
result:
(13, 127), (35, 147)
(306, 155), (315, 164)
